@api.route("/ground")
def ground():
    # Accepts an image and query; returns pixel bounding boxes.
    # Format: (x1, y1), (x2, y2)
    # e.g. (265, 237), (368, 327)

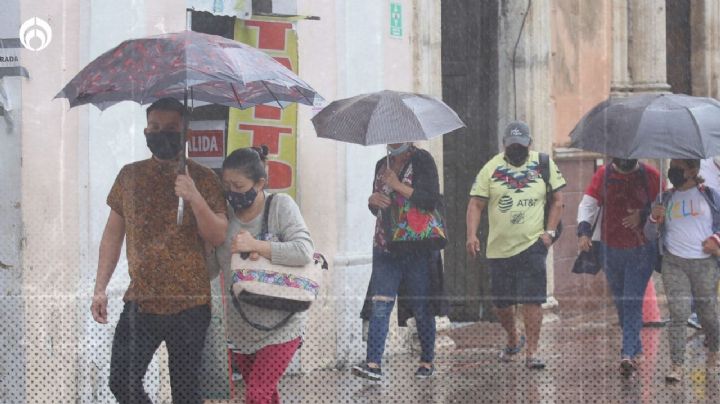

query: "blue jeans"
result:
(603, 243), (655, 358)
(366, 249), (437, 365)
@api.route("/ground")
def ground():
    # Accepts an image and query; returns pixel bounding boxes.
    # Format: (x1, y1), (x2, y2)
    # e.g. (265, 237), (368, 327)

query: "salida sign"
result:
(189, 130), (222, 157)
(188, 120), (225, 169)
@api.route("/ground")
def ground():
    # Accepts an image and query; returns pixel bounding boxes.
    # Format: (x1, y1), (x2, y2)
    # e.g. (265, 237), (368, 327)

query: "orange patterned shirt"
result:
(107, 158), (226, 314)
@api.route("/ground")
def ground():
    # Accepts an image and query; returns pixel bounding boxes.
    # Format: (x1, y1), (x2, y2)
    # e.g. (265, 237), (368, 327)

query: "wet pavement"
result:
(208, 304), (720, 403)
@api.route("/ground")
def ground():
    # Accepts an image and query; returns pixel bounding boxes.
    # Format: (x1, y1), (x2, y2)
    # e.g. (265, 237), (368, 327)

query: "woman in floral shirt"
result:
(353, 143), (447, 381)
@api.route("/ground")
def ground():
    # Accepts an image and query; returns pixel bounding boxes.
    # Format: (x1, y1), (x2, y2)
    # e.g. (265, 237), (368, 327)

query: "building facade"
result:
(3, 0), (720, 402)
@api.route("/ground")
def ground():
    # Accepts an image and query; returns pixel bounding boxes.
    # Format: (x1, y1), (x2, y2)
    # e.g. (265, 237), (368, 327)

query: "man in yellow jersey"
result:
(466, 121), (565, 370)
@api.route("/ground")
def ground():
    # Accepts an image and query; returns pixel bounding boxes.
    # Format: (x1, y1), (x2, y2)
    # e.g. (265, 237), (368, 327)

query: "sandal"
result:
(525, 357), (546, 370)
(499, 335), (526, 362)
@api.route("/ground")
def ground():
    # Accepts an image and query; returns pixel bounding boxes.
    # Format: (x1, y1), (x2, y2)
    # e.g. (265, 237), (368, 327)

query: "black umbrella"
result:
(569, 93), (720, 256)
(569, 93), (720, 159)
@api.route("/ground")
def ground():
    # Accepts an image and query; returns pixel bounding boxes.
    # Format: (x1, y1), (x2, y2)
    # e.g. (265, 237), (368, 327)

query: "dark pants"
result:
(109, 302), (211, 404)
(366, 249), (436, 365)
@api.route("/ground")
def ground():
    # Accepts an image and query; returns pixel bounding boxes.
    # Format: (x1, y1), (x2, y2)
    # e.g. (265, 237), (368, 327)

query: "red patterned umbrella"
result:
(55, 30), (320, 110)
(56, 30), (322, 224)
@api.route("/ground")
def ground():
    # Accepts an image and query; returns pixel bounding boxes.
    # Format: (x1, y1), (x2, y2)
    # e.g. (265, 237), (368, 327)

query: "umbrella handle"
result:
(657, 159), (665, 255)
(177, 198), (184, 225)
(176, 85), (190, 226)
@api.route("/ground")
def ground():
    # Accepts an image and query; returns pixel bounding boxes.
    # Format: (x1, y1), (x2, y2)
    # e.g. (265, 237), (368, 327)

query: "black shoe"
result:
(643, 319), (669, 328)
(620, 358), (638, 377)
(415, 365), (434, 379)
(352, 363), (382, 381)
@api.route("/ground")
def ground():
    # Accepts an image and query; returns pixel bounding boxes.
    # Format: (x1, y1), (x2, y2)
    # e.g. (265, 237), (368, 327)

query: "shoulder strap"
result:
(638, 163), (652, 205)
(397, 147), (417, 180)
(700, 184), (717, 210)
(539, 152), (550, 189)
(538, 153), (553, 199)
(261, 193), (276, 237)
(602, 163), (611, 200)
(231, 291), (294, 332)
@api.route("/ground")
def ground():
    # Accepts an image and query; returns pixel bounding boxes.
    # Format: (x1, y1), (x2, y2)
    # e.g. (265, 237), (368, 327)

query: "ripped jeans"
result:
(366, 249), (437, 365)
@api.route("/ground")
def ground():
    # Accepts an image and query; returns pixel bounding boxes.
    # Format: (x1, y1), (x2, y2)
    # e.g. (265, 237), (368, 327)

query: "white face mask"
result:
(387, 143), (411, 156)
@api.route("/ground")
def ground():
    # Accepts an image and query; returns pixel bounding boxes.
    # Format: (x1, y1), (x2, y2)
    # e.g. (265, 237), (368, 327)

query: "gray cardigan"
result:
(209, 192), (314, 354)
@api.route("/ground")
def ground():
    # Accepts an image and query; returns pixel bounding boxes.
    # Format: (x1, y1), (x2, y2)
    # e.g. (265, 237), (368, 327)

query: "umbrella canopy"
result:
(311, 90), (465, 145)
(569, 93), (720, 159)
(55, 30), (322, 110)
(56, 30), (322, 226)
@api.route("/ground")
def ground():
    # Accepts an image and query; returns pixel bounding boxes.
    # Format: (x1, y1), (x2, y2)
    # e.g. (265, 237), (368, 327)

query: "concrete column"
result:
(627, 0), (671, 92)
(295, 0), (341, 372)
(691, 0), (720, 98)
(0, 1), (26, 401)
(499, 0), (553, 152)
(499, 0), (557, 306)
(411, 0), (443, 183)
(328, 0), (385, 369)
(20, 1), (82, 401)
(611, 0), (632, 95)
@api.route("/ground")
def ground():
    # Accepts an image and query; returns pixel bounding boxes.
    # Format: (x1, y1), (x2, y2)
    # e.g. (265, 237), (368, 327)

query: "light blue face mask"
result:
(387, 143), (411, 156)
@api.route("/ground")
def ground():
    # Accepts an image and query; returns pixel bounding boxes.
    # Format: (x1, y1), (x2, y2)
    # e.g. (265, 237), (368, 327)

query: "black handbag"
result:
(572, 241), (603, 275)
(572, 208), (603, 275)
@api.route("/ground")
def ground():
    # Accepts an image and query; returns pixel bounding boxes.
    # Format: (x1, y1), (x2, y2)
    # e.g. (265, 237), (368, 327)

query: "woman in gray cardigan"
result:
(209, 146), (314, 404)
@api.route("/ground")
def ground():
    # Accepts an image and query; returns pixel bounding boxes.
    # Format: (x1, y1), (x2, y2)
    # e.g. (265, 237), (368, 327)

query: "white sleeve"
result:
(577, 194), (601, 225)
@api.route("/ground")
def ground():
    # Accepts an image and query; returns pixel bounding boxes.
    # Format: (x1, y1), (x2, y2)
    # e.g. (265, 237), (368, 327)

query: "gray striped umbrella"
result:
(311, 90), (465, 146)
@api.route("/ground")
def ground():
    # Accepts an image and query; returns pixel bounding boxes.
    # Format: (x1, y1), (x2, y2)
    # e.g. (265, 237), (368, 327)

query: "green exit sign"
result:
(390, 2), (403, 38)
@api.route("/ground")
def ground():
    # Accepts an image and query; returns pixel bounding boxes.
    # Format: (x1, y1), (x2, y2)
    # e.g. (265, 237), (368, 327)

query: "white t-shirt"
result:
(700, 158), (720, 191)
(664, 187), (713, 259)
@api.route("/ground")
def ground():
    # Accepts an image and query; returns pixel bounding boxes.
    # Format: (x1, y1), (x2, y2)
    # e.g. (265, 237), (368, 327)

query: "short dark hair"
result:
(146, 98), (187, 118)
(222, 146), (269, 183)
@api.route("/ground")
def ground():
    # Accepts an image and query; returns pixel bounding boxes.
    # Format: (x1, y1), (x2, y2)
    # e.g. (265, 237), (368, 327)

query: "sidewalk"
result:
(208, 305), (719, 404)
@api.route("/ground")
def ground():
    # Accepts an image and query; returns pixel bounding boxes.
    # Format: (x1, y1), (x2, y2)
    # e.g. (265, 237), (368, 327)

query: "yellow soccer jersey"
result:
(469, 151), (566, 259)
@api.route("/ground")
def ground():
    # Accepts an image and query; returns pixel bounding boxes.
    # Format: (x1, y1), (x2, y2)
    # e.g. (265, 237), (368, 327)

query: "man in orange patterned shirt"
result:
(90, 98), (227, 404)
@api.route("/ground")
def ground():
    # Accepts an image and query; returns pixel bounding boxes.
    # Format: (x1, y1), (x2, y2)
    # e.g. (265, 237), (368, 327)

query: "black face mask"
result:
(505, 145), (529, 167)
(667, 167), (687, 188)
(226, 188), (258, 212)
(612, 158), (638, 172)
(146, 131), (183, 160)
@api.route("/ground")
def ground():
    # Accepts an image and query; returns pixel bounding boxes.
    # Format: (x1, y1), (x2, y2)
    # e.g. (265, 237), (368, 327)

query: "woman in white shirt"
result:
(651, 159), (720, 383)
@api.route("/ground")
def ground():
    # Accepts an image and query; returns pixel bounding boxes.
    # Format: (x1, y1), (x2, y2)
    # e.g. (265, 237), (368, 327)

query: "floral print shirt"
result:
(107, 158), (226, 314)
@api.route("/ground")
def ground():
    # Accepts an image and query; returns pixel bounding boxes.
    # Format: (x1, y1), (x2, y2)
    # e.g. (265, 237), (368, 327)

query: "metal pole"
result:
(177, 86), (189, 225)
(658, 158), (665, 255)
(177, 9), (192, 225)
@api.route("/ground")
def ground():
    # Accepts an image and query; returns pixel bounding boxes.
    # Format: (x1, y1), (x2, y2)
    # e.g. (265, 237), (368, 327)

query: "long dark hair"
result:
(681, 159), (705, 184)
(222, 146), (269, 182)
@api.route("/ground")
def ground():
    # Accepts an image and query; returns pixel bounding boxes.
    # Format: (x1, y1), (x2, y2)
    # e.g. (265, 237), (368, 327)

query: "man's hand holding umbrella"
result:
(175, 167), (202, 207)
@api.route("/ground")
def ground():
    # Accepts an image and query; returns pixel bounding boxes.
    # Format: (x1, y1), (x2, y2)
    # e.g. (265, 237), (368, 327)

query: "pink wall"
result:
(551, 0), (612, 147)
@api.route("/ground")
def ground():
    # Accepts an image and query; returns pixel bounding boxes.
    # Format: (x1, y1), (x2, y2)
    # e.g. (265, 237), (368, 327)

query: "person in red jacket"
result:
(577, 158), (660, 376)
